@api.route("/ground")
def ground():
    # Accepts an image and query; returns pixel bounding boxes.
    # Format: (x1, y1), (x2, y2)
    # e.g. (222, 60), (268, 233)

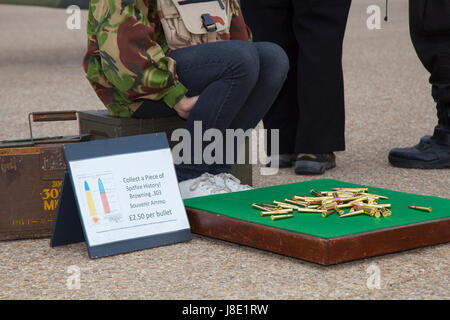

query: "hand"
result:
(173, 95), (199, 119)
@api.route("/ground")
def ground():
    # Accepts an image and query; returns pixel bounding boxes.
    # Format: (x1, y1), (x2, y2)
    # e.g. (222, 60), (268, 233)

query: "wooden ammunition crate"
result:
(0, 111), (88, 240)
(78, 110), (253, 186)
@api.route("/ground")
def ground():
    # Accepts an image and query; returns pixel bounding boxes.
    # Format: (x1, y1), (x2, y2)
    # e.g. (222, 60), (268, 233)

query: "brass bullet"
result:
(381, 208), (392, 217)
(294, 196), (332, 203)
(260, 212), (281, 217)
(340, 210), (365, 218)
(323, 191), (350, 197)
(321, 202), (340, 215)
(260, 209), (293, 217)
(278, 204), (298, 210)
(352, 204), (382, 217)
(252, 203), (269, 211)
(296, 207), (327, 213)
(269, 208), (293, 213)
(374, 210), (381, 218)
(336, 196), (361, 203)
(336, 191), (355, 197)
(273, 201), (299, 209)
(321, 210), (335, 218)
(304, 200), (324, 206)
(351, 203), (364, 210)
(364, 203), (391, 209)
(408, 206), (432, 213)
(261, 203), (278, 209)
(363, 193), (389, 200)
(271, 214), (294, 221)
(337, 203), (353, 209)
(364, 206), (377, 215)
(305, 197), (331, 205)
(285, 199), (308, 207)
(321, 201), (337, 208)
(349, 196), (368, 204)
(325, 197), (343, 205)
(356, 206), (376, 217)
(310, 189), (323, 197)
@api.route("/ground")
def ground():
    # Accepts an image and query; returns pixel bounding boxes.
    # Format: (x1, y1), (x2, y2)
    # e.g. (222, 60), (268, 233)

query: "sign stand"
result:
(50, 171), (85, 247)
(51, 133), (192, 259)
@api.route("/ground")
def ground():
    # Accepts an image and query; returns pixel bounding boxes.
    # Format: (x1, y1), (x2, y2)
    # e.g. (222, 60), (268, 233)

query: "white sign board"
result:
(51, 133), (191, 258)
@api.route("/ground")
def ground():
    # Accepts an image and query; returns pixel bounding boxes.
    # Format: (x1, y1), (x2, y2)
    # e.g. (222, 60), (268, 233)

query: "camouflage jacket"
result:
(84, 0), (251, 117)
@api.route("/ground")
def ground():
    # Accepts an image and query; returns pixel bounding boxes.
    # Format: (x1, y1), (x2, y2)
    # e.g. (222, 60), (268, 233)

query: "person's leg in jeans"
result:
(226, 42), (291, 171)
(166, 40), (289, 182)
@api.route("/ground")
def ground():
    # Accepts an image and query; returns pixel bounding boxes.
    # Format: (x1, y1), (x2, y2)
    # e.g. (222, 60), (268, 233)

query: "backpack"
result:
(158, 0), (234, 50)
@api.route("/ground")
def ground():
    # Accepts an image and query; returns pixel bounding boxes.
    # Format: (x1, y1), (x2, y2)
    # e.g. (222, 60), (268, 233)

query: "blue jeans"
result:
(137, 40), (289, 182)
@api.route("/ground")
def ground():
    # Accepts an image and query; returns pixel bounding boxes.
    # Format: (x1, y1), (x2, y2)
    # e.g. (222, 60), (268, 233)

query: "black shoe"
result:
(389, 135), (450, 169)
(266, 154), (293, 168)
(295, 153), (336, 175)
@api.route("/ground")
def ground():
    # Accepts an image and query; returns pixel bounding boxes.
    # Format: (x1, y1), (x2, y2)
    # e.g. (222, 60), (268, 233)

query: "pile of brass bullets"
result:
(252, 187), (392, 221)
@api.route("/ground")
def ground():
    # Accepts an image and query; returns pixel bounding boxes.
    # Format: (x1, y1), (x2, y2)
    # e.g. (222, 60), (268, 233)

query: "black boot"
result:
(389, 102), (450, 169)
(435, 102), (450, 145)
(388, 132), (450, 169)
(295, 153), (336, 175)
(266, 154), (294, 168)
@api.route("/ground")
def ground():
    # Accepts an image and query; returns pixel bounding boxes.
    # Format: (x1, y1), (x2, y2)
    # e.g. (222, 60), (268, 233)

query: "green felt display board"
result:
(184, 179), (450, 239)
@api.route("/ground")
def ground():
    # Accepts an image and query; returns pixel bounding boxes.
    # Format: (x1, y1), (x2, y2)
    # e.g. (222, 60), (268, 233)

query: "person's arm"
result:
(89, 0), (187, 110)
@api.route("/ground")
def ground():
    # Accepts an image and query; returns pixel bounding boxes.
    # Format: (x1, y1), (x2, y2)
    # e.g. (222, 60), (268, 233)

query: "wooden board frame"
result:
(186, 208), (450, 265)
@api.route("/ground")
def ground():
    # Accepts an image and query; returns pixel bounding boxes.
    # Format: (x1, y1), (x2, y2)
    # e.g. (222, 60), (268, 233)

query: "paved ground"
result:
(0, 0), (448, 299)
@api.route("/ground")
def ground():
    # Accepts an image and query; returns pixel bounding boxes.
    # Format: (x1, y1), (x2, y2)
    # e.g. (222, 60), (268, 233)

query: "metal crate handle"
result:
(28, 111), (85, 144)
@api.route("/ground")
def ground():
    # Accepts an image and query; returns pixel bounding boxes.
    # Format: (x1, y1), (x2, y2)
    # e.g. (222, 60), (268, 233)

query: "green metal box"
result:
(78, 110), (253, 186)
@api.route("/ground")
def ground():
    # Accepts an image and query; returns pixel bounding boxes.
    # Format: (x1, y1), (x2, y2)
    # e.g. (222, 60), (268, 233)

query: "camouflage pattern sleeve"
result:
(230, 0), (253, 42)
(84, 0), (187, 117)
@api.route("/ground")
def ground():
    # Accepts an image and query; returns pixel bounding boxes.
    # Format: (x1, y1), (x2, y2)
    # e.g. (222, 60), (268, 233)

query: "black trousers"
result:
(409, 0), (450, 135)
(240, 0), (352, 155)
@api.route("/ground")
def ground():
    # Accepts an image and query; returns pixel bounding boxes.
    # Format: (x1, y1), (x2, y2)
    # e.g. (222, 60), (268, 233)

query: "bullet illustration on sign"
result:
(98, 178), (111, 214)
(84, 181), (98, 223)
